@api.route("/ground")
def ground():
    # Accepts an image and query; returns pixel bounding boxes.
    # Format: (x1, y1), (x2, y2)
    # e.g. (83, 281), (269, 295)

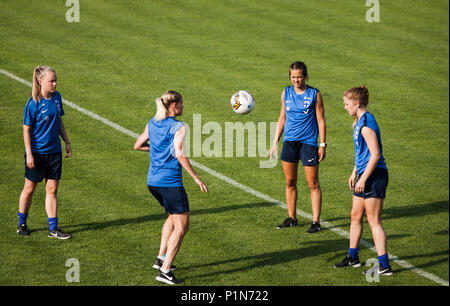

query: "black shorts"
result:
(353, 168), (389, 199)
(25, 152), (62, 182)
(280, 141), (319, 166)
(148, 185), (190, 214)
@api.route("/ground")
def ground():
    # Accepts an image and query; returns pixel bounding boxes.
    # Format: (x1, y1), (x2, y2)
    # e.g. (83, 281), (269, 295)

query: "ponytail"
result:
(31, 66), (56, 103)
(154, 97), (169, 121)
(153, 90), (182, 121)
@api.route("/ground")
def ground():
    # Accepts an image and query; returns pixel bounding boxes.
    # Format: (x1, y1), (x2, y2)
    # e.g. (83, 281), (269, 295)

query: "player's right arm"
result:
(269, 90), (286, 159)
(23, 124), (34, 169)
(174, 125), (208, 193)
(134, 124), (150, 151)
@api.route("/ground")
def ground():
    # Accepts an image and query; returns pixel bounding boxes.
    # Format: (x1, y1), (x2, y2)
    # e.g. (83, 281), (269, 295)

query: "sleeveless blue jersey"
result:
(147, 117), (184, 187)
(353, 111), (387, 175)
(22, 91), (64, 154)
(283, 85), (319, 147)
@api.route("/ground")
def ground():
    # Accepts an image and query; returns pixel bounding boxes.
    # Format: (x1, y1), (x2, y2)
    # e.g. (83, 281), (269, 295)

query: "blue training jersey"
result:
(283, 85), (319, 147)
(22, 91), (64, 154)
(353, 111), (387, 175)
(147, 117), (184, 187)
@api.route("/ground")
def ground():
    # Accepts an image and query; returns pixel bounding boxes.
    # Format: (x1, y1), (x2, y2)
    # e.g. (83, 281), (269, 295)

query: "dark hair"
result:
(289, 61), (308, 80)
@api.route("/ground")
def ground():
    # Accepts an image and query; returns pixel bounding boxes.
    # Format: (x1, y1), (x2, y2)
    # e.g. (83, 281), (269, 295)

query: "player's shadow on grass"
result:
(392, 249), (449, 273)
(61, 202), (274, 234)
(323, 200), (449, 228)
(185, 234), (423, 282)
(183, 238), (353, 281)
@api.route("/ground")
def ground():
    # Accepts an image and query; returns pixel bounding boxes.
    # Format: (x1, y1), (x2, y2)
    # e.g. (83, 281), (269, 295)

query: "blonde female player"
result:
(134, 91), (208, 285)
(334, 86), (392, 276)
(18, 66), (72, 239)
(269, 61), (327, 233)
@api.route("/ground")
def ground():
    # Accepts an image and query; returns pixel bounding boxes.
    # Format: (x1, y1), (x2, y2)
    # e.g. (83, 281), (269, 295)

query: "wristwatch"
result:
(319, 142), (327, 148)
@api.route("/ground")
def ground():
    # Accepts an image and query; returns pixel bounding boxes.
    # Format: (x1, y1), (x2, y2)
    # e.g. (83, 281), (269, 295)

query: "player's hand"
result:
(269, 143), (278, 159)
(65, 143), (72, 158)
(348, 172), (356, 190)
(194, 177), (209, 193)
(26, 154), (35, 169)
(354, 177), (366, 194)
(318, 147), (326, 162)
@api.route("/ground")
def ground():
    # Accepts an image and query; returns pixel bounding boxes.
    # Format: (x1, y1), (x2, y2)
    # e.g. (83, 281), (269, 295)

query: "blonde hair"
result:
(154, 90), (182, 121)
(31, 66), (56, 102)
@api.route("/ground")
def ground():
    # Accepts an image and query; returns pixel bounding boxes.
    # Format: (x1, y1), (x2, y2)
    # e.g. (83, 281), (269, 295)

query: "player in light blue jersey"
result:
(270, 62), (327, 233)
(17, 66), (72, 239)
(334, 86), (392, 276)
(134, 90), (208, 285)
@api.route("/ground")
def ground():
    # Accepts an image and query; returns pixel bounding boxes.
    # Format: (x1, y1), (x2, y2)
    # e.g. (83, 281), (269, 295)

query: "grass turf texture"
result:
(0, 0), (448, 286)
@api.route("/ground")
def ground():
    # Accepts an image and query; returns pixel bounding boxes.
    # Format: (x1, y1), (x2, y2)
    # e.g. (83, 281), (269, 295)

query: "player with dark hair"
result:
(269, 61), (327, 233)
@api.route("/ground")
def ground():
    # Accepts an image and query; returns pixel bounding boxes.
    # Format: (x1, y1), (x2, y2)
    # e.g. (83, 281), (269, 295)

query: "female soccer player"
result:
(18, 66), (72, 239)
(134, 90), (208, 285)
(269, 61), (326, 233)
(334, 86), (392, 276)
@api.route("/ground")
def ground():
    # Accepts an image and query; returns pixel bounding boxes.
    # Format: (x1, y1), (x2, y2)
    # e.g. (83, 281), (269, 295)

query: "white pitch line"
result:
(1, 68), (448, 286)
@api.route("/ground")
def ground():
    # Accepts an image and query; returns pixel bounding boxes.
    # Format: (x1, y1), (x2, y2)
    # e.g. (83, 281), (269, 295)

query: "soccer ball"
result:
(230, 90), (255, 115)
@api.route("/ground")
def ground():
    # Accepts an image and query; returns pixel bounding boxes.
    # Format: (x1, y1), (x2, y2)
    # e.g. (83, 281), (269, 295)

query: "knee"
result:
(309, 182), (320, 191)
(22, 184), (36, 196)
(367, 216), (382, 229)
(176, 224), (189, 237)
(174, 217), (189, 236)
(285, 179), (297, 189)
(307, 180), (320, 191)
(350, 209), (363, 223)
(45, 185), (58, 196)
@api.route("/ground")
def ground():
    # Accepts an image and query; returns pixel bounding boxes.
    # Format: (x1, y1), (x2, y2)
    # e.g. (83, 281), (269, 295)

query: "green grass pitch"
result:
(0, 0), (448, 286)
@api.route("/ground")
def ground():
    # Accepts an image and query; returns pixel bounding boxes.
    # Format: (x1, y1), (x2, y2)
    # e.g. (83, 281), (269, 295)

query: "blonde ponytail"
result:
(31, 66), (56, 102)
(153, 90), (182, 121)
(154, 97), (169, 121)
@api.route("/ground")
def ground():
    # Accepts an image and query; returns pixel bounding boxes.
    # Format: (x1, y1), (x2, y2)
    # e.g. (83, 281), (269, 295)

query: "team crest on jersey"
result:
(303, 97), (311, 108)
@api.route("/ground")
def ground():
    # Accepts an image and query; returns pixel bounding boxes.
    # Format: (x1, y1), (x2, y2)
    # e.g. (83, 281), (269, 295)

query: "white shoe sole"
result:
(48, 234), (71, 239)
(155, 276), (177, 285)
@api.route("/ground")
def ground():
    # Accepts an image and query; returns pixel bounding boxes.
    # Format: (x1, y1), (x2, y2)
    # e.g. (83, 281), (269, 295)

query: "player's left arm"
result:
(174, 125), (208, 193)
(315, 91), (326, 161)
(59, 119), (72, 158)
(354, 126), (381, 194)
(134, 124), (150, 151)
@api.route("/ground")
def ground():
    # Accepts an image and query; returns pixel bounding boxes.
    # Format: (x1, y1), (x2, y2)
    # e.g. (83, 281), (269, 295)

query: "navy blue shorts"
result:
(280, 141), (319, 166)
(148, 185), (190, 214)
(353, 168), (389, 199)
(25, 152), (62, 182)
